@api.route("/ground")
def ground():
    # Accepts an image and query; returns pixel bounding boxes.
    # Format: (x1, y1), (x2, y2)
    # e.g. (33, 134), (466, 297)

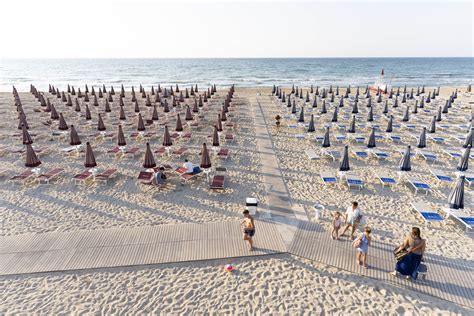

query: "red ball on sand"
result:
(225, 264), (234, 272)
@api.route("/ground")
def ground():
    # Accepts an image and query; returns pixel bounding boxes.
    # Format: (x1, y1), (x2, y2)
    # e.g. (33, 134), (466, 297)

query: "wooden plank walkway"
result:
(0, 220), (286, 276)
(288, 221), (474, 309)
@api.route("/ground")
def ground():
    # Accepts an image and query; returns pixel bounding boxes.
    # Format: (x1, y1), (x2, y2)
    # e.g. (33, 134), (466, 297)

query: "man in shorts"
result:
(241, 210), (255, 251)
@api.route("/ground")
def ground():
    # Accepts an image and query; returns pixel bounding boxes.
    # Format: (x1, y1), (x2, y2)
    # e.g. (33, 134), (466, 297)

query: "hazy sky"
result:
(0, 0), (472, 58)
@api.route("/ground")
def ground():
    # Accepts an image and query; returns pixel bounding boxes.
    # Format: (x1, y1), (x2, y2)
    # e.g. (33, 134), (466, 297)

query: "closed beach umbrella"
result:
(152, 105), (159, 121)
(367, 127), (376, 148)
(18, 113), (29, 130)
(308, 115), (315, 133)
(117, 125), (126, 146)
(402, 106), (409, 122)
(339, 145), (350, 171)
(50, 104), (59, 120)
(367, 106), (373, 122)
(399, 145), (412, 171)
(348, 115), (356, 133)
(175, 114), (184, 132)
(25, 144), (41, 168)
(386, 116), (393, 132)
(162, 126), (172, 147)
(339, 97), (344, 107)
(412, 101), (418, 114)
(69, 125), (81, 146)
(164, 101), (170, 113)
(331, 106), (338, 122)
(119, 106), (126, 120)
(221, 109), (227, 121)
(85, 104), (92, 120)
(320, 100), (327, 114)
(58, 113), (68, 130)
(137, 113), (146, 131)
(393, 97), (398, 108)
(291, 100), (297, 114)
(84, 142), (97, 168)
(312, 98), (318, 108)
(287, 96), (292, 108)
(298, 107), (304, 122)
(417, 127), (427, 148)
(457, 146), (471, 172)
(97, 114), (106, 131)
(448, 176), (465, 209)
(192, 100), (199, 113)
(428, 116), (436, 133)
(134, 100), (140, 113)
(383, 100), (388, 114)
(322, 127), (331, 148)
(185, 106), (193, 121)
(212, 126), (220, 147)
(143, 143), (156, 169)
(105, 99), (111, 113)
(22, 124), (33, 145)
(74, 99), (81, 112)
(45, 98), (52, 112)
(436, 107), (442, 122)
(200, 143), (212, 169)
(442, 100), (449, 114)
(463, 128), (473, 148)
(352, 101), (358, 114)
(216, 115), (223, 132)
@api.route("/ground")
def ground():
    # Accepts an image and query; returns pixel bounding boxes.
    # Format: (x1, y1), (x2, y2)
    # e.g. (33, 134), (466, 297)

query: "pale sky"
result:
(0, 0), (472, 58)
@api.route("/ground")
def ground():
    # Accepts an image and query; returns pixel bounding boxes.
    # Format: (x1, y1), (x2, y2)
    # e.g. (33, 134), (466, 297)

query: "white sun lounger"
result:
(370, 149), (389, 160)
(320, 171), (337, 185)
(411, 201), (444, 224)
(374, 171), (397, 187)
(351, 148), (368, 159)
(295, 134), (306, 140)
(443, 149), (462, 159)
(389, 135), (402, 143)
(305, 149), (319, 160)
(407, 177), (431, 195)
(321, 149), (341, 161)
(430, 169), (453, 185)
(417, 150), (437, 163)
(334, 134), (347, 142)
(352, 134), (366, 144)
(443, 208), (473, 233)
(346, 173), (364, 190)
(428, 135), (446, 144)
(465, 173), (474, 188)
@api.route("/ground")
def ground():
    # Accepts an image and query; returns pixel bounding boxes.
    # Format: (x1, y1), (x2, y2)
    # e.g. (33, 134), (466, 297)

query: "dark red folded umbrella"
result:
(58, 113), (68, 130)
(117, 125), (126, 146)
(185, 106), (193, 121)
(162, 126), (172, 147)
(50, 104), (59, 120)
(212, 126), (219, 147)
(143, 142), (156, 168)
(85, 104), (92, 120)
(25, 144), (41, 168)
(175, 114), (183, 132)
(97, 114), (106, 131)
(119, 106), (126, 120)
(137, 113), (146, 131)
(84, 142), (97, 168)
(152, 105), (159, 121)
(22, 124), (33, 145)
(70, 125), (82, 146)
(200, 143), (211, 169)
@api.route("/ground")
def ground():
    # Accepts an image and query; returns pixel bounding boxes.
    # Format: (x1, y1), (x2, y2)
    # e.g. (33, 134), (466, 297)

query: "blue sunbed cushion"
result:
(433, 137), (445, 142)
(356, 151), (368, 157)
(436, 175), (452, 182)
(323, 177), (337, 183)
(413, 182), (430, 189)
(421, 212), (443, 221)
(449, 152), (461, 157)
(466, 177), (474, 182)
(424, 154), (437, 160)
(348, 179), (363, 185)
(459, 217), (474, 225)
(381, 177), (396, 184)
(375, 152), (388, 157)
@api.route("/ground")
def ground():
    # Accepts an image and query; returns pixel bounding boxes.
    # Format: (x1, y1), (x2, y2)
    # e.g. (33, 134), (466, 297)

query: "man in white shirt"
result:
(183, 159), (194, 174)
(339, 201), (362, 239)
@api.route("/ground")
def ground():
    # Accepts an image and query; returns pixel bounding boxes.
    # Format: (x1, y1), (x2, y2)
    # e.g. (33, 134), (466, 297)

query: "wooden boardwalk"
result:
(0, 220), (286, 276)
(289, 221), (474, 309)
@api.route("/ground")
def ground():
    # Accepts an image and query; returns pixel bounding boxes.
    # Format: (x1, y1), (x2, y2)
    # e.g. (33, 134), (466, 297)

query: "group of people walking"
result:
(332, 201), (426, 280)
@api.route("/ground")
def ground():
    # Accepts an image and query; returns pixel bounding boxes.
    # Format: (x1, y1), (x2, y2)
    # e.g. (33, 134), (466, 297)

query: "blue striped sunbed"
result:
(430, 169), (453, 184)
(320, 171), (337, 184)
(407, 178), (431, 195)
(411, 202), (443, 224)
(352, 150), (368, 159)
(371, 150), (389, 159)
(375, 171), (397, 187)
(389, 135), (402, 143)
(346, 174), (364, 190)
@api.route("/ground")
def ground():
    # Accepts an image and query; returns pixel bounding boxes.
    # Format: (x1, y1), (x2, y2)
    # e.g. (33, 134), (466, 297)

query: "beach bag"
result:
(394, 247), (409, 262)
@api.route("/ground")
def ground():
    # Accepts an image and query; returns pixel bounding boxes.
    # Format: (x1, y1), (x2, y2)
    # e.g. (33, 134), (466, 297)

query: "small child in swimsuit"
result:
(332, 211), (342, 240)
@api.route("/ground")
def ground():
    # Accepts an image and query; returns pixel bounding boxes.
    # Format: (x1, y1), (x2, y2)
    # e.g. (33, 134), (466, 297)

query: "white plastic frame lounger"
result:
(345, 173), (364, 190)
(351, 148), (369, 159)
(374, 171), (397, 187)
(321, 149), (341, 162)
(411, 201), (444, 224)
(389, 135), (402, 143)
(305, 149), (319, 160)
(370, 149), (389, 160)
(320, 171), (337, 185)
(417, 150), (437, 163)
(430, 169), (453, 185)
(443, 208), (473, 233)
(406, 177), (431, 195)
(465, 173), (474, 188)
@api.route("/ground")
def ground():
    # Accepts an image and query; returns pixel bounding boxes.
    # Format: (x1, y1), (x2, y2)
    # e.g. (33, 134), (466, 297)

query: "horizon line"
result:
(2, 56), (473, 60)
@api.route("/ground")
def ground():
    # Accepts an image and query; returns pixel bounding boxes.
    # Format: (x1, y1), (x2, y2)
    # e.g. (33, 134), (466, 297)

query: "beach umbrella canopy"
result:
(216, 115), (223, 131)
(399, 145), (412, 171)
(402, 106), (409, 122)
(45, 98), (52, 112)
(457, 146), (471, 171)
(322, 127), (331, 148)
(134, 100), (140, 113)
(137, 113), (146, 131)
(287, 96), (292, 108)
(117, 125), (126, 146)
(447, 176), (465, 209)
(162, 126), (172, 147)
(152, 105), (159, 121)
(212, 126), (220, 147)
(436, 107), (442, 121)
(69, 125), (81, 146)
(312, 98), (318, 108)
(352, 101), (358, 114)
(97, 114), (106, 131)
(25, 144), (41, 168)
(331, 106), (338, 122)
(339, 145), (350, 171)
(163, 100), (170, 113)
(143, 143), (156, 169)
(367, 106), (373, 122)
(84, 142), (97, 168)
(298, 107), (305, 122)
(50, 104), (59, 120)
(175, 114), (184, 132)
(367, 127), (376, 148)
(383, 100), (389, 114)
(85, 104), (92, 120)
(320, 100), (327, 114)
(119, 106), (126, 120)
(291, 101), (297, 114)
(308, 115), (315, 133)
(348, 115), (356, 133)
(105, 99), (111, 113)
(417, 127), (427, 148)
(18, 112), (29, 130)
(339, 97), (344, 107)
(200, 143), (212, 169)
(386, 115), (393, 133)
(442, 100), (449, 114)
(428, 116), (436, 133)
(463, 128), (473, 148)
(185, 106), (193, 121)
(74, 99), (81, 112)
(21, 124), (33, 145)
(192, 100), (199, 113)
(58, 113), (68, 130)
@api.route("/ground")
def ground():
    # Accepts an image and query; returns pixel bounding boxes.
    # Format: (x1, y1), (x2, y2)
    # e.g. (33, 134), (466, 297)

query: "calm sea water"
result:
(0, 58), (472, 92)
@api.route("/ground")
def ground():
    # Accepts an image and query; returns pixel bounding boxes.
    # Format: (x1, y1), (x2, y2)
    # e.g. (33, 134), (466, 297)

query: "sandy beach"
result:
(0, 85), (472, 314)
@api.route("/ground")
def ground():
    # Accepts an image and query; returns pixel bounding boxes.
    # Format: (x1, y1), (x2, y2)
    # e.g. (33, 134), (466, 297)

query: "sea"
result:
(0, 58), (472, 92)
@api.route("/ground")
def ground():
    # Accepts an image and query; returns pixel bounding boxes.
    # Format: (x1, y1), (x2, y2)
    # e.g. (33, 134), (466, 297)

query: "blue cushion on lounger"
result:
(421, 212), (443, 221)
(459, 217), (474, 225)
(381, 177), (396, 184)
(436, 175), (452, 182)
(414, 182), (430, 189)
(323, 177), (337, 183)
(347, 179), (363, 185)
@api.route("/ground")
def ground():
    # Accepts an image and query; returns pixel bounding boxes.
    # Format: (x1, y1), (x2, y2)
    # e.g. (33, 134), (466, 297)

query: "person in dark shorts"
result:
(241, 210), (255, 251)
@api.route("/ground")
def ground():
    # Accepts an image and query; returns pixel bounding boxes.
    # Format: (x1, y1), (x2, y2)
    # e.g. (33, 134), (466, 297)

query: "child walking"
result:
(354, 227), (372, 268)
(331, 211), (342, 240)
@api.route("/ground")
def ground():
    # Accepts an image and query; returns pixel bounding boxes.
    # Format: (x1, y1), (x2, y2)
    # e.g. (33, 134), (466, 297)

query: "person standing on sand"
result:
(339, 201), (362, 240)
(241, 210), (255, 251)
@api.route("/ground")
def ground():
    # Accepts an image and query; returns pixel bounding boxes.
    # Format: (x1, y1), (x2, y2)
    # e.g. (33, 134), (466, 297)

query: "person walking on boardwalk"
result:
(391, 227), (426, 280)
(353, 227), (372, 268)
(339, 201), (362, 240)
(241, 210), (255, 251)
